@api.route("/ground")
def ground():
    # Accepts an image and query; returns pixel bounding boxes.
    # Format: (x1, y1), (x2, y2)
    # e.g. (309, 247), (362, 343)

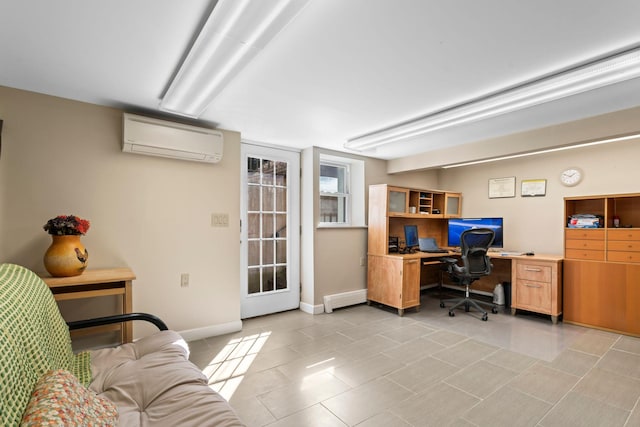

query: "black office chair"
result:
(439, 228), (498, 321)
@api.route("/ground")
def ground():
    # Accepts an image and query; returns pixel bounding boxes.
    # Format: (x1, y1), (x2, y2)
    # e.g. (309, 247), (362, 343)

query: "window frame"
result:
(319, 160), (351, 225)
(317, 153), (365, 228)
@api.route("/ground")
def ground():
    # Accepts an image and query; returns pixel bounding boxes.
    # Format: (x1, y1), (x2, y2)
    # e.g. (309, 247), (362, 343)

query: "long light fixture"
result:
(160, 0), (310, 118)
(441, 132), (640, 169)
(345, 46), (640, 151)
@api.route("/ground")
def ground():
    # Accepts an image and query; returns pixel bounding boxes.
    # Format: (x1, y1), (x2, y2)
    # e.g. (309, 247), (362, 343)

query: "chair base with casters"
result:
(439, 283), (498, 321)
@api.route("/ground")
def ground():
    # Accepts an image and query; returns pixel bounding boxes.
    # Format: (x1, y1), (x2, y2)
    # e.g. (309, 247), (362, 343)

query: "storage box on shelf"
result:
(367, 184), (461, 315)
(564, 193), (640, 336)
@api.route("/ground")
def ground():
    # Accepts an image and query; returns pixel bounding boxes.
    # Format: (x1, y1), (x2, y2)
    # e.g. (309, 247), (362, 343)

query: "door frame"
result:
(240, 142), (300, 319)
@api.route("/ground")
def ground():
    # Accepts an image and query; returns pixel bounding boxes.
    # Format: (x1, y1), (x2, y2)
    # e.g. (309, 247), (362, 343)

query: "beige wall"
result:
(439, 136), (640, 255)
(304, 147), (438, 310)
(0, 86), (241, 339)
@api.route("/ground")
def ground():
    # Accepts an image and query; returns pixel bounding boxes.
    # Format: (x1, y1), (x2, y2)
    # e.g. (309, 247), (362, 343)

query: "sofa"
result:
(0, 263), (245, 426)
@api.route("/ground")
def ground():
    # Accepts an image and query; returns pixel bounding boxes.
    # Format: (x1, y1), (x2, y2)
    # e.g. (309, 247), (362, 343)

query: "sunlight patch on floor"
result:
(204, 331), (271, 400)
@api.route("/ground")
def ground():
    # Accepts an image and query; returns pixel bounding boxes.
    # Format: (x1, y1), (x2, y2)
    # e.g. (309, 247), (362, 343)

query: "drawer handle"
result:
(406, 260), (418, 264)
(524, 283), (542, 288)
(524, 267), (542, 272)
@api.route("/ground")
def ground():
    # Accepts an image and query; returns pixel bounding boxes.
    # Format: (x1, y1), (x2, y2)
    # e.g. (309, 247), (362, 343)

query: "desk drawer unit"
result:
(565, 228), (605, 261)
(607, 229), (640, 263)
(511, 259), (562, 324)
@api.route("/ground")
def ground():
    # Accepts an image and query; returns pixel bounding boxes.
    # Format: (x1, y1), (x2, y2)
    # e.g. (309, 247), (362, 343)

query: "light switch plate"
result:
(211, 213), (229, 227)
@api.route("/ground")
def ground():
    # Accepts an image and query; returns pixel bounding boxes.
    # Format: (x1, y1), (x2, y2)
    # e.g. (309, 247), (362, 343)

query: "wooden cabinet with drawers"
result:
(564, 229), (605, 261)
(607, 229), (640, 263)
(511, 257), (563, 324)
(564, 193), (640, 336)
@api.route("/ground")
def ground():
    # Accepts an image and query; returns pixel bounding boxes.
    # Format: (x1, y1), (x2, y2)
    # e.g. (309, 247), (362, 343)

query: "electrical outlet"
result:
(180, 273), (189, 288)
(360, 257), (366, 267)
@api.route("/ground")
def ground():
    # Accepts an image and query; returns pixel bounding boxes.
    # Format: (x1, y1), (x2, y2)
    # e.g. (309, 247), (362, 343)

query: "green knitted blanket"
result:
(0, 263), (91, 426)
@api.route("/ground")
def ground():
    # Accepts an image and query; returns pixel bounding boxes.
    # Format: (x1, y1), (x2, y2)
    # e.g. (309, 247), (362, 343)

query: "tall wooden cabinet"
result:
(563, 193), (640, 336)
(367, 184), (462, 315)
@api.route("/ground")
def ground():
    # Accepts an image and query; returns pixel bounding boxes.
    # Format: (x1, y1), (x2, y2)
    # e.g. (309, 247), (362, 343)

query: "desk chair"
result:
(439, 228), (498, 321)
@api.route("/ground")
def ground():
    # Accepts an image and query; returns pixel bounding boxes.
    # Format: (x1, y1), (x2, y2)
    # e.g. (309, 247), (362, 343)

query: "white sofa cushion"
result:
(89, 330), (244, 426)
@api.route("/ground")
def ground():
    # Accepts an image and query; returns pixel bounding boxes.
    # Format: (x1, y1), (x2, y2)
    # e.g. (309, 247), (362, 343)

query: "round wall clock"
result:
(560, 167), (583, 187)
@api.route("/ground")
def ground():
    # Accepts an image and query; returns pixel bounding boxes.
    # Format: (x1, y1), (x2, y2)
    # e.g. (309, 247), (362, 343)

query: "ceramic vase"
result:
(43, 235), (89, 277)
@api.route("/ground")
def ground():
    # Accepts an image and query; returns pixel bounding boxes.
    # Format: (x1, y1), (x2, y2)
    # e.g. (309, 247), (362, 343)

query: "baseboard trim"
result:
(323, 289), (367, 313)
(300, 301), (325, 315)
(178, 320), (242, 342)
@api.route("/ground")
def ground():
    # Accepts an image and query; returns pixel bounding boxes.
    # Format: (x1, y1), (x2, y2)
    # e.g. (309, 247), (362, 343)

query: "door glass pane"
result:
(262, 213), (274, 239)
(262, 160), (274, 185)
(275, 266), (287, 290)
(248, 158), (261, 184)
(262, 240), (274, 265)
(248, 213), (260, 239)
(276, 240), (287, 264)
(248, 186), (260, 211)
(275, 161), (287, 186)
(275, 214), (287, 238)
(262, 186), (274, 212)
(275, 187), (287, 212)
(248, 268), (260, 294)
(262, 266), (274, 292)
(248, 241), (260, 266)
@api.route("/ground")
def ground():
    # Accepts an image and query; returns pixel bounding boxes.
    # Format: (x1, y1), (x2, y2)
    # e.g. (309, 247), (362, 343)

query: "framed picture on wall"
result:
(521, 179), (547, 197)
(488, 176), (516, 198)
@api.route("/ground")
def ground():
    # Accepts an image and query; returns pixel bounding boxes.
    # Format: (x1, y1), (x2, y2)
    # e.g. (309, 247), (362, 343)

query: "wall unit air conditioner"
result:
(122, 113), (223, 163)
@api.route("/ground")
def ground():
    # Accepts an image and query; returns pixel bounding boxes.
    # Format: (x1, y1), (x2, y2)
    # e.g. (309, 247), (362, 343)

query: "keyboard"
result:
(422, 249), (449, 253)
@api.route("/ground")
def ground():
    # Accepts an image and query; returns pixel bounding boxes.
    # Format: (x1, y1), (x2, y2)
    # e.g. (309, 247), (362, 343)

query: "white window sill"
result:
(317, 223), (368, 229)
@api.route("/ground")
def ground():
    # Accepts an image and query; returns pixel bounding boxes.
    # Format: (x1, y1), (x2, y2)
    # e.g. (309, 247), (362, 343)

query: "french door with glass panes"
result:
(240, 143), (300, 319)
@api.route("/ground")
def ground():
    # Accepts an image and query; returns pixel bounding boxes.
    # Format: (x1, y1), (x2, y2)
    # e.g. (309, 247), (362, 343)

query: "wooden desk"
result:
(41, 268), (135, 343)
(368, 252), (563, 322)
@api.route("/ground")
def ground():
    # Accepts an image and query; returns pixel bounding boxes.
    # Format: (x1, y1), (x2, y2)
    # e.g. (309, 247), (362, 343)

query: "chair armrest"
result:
(440, 257), (458, 264)
(67, 313), (168, 332)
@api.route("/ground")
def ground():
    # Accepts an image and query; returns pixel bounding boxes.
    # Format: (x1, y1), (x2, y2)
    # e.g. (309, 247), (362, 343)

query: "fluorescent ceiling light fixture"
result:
(160, 0), (310, 118)
(345, 46), (640, 151)
(441, 132), (640, 169)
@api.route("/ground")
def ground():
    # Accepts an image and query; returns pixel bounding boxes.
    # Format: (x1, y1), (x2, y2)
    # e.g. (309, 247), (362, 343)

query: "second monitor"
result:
(447, 217), (504, 248)
(404, 224), (419, 251)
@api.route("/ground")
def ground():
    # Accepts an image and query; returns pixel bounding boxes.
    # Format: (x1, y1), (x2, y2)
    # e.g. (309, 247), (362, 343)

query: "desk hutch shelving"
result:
(367, 184), (461, 315)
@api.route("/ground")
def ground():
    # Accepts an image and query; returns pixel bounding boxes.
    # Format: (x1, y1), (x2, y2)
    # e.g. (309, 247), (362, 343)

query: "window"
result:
(318, 153), (365, 227)
(320, 162), (350, 223)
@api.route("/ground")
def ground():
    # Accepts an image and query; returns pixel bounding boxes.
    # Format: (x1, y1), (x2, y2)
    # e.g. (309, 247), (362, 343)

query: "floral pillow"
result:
(20, 369), (118, 426)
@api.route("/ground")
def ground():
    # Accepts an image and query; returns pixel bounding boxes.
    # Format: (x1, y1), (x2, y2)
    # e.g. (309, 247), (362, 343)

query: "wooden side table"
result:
(41, 268), (136, 343)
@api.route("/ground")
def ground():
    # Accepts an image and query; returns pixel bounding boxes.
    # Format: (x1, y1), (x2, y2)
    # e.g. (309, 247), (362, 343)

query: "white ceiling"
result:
(2, 0), (640, 162)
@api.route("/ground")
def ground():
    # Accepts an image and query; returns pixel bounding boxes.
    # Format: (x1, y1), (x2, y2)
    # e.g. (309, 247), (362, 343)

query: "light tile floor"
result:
(188, 291), (640, 427)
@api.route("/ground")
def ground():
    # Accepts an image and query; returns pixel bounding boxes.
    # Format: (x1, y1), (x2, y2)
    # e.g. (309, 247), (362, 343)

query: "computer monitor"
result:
(447, 217), (504, 248)
(404, 224), (419, 250)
